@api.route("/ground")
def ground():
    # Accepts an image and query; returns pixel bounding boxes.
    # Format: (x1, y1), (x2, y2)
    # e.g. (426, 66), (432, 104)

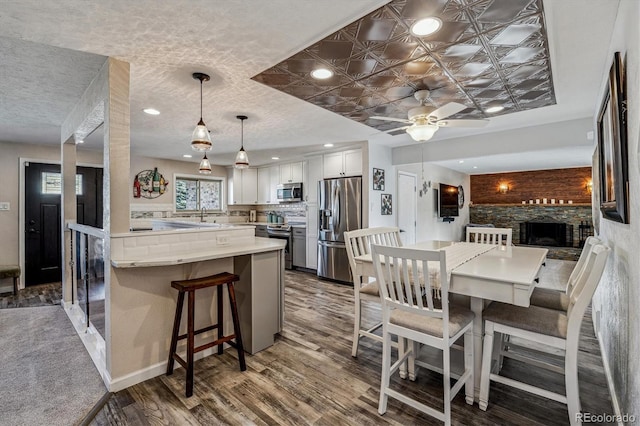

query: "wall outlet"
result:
(0, 202), (9, 211)
(216, 235), (229, 245)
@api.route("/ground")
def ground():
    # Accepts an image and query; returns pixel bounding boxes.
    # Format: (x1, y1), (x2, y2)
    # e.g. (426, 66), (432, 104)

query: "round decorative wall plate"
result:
(458, 185), (465, 209)
(135, 169), (169, 199)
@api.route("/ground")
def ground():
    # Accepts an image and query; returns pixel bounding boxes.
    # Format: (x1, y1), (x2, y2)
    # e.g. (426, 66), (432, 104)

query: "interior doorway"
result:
(24, 162), (103, 286)
(397, 171), (417, 246)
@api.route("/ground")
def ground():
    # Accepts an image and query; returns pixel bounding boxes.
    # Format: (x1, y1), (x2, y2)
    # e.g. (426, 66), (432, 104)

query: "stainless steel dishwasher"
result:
(292, 227), (306, 269)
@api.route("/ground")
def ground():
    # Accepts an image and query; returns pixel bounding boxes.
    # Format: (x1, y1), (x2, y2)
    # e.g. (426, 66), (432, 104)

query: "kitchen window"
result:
(174, 174), (225, 212)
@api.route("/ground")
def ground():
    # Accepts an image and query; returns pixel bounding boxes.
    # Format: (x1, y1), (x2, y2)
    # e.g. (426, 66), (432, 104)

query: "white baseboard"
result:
(108, 347), (219, 392)
(596, 329), (624, 426)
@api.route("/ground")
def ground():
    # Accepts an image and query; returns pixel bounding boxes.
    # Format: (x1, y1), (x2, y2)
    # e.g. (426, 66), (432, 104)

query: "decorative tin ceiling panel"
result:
(252, 0), (555, 133)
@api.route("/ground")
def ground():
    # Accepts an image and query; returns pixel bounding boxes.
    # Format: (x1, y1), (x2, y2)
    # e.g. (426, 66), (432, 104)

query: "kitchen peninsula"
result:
(105, 224), (285, 391)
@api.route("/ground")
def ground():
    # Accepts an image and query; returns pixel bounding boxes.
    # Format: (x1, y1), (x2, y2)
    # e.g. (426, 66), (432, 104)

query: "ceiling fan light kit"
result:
(371, 90), (488, 142)
(191, 72), (213, 152)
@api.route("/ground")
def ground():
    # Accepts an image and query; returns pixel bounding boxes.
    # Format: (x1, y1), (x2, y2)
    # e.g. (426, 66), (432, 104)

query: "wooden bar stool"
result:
(0, 265), (20, 296)
(166, 272), (247, 397)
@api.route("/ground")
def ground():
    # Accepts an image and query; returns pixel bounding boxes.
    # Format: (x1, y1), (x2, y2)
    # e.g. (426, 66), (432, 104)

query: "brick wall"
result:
(470, 167), (593, 205)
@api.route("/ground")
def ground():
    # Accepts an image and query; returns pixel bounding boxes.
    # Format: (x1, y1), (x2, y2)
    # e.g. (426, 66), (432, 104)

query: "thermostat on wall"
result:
(0, 202), (10, 211)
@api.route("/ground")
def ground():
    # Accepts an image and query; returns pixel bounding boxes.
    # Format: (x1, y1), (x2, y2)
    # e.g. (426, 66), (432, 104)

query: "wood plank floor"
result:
(92, 270), (614, 425)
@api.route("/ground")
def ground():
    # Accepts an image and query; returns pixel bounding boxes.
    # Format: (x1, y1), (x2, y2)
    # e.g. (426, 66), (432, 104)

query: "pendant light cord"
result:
(199, 79), (203, 121)
(241, 118), (244, 149)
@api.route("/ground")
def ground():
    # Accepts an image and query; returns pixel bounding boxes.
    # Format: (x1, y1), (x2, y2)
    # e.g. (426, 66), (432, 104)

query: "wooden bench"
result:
(0, 265), (20, 296)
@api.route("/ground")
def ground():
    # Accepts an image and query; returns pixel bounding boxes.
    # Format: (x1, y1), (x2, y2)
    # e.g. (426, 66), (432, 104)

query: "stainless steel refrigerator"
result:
(317, 176), (362, 282)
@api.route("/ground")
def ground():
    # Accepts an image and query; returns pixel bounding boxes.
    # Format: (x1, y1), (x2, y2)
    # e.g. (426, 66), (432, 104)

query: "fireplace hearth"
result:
(520, 218), (574, 247)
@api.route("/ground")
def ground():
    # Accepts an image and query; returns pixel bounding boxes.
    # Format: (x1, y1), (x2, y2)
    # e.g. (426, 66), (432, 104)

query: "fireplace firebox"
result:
(520, 219), (574, 247)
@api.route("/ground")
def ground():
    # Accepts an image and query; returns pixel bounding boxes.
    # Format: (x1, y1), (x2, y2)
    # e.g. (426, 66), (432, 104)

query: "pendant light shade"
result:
(199, 153), (212, 174)
(234, 115), (250, 169)
(191, 72), (212, 152)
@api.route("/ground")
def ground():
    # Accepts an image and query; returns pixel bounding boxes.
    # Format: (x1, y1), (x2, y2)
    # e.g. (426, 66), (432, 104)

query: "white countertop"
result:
(111, 237), (286, 268)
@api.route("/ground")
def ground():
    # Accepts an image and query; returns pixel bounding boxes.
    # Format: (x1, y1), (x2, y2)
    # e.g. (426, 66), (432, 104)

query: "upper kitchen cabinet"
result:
(280, 161), (304, 184)
(323, 148), (362, 178)
(230, 168), (258, 204)
(257, 165), (280, 204)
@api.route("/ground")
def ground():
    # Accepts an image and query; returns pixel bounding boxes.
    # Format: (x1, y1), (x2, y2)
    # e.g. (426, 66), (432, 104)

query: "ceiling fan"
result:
(370, 90), (489, 142)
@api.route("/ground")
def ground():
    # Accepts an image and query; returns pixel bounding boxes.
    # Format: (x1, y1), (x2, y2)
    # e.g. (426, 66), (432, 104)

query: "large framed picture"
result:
(597, 52), (629, 224)
(373, 168), (385, 191)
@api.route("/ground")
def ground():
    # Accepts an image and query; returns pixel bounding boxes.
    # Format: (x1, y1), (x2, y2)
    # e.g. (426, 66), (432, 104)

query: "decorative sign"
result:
(134, 168), (169, 199)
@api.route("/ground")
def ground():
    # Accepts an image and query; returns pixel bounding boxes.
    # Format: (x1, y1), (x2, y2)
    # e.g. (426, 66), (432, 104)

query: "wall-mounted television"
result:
(439, 183), (459, 218)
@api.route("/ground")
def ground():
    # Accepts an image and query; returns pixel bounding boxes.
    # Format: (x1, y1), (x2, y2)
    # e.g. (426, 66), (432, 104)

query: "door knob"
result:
(29, 220), (36, 225)
(28, 228), (40, 234)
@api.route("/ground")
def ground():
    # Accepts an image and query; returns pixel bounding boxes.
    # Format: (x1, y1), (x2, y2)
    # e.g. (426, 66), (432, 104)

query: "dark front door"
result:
(25, 162), (103, 286)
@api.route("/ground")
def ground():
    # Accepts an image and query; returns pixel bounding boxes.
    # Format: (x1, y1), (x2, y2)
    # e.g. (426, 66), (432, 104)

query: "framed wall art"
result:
(373, 168), (385, 191)
(381, 193), (392, 215)
(597, 51), (629, 223)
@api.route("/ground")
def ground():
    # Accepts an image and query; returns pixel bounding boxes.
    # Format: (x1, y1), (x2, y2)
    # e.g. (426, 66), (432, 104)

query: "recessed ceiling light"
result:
(76, 139), (84, 144)
(410, 17), (442, 36)
(458, 160), (464, 164)
(183, 154), (193, 158)
(311, 68), (333, 79)
(324, 143), (334, 148)
(143, 108), (160, 115)
(271, 156), (280, 160)
(486, 105), (505, 113)
(473, 166), (478, 169)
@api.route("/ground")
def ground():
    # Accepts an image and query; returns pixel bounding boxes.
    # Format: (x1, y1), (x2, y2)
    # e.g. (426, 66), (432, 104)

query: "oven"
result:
(267, 225), (292, 270)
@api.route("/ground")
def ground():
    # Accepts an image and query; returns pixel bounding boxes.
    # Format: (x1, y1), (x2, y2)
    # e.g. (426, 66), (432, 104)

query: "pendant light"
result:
(191, 72), (212, 152)
(199, 153), (212, 174)
(234, 115), (250, 169)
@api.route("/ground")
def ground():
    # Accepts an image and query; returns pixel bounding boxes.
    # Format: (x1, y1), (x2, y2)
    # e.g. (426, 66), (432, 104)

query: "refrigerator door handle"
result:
(332, 183), (340, 233)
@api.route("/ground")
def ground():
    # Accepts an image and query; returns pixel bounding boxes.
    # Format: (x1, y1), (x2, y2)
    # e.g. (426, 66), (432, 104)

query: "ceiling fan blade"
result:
(438, 119), (489, 128)
(370, 116), (412, 124)
(430, 102), (467, 120)
(382, 125), (411, 134)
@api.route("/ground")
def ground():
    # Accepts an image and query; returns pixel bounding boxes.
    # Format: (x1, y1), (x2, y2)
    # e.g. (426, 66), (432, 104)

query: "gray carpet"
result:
(0, 306), (106, 426)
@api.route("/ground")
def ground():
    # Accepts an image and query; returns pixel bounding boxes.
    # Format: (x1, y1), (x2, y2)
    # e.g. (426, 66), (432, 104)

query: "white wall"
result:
(0, 141), (103, 292)
(592, 0), (640, 419)
(368, 141), (395, 227)
(395, 162), (469, 242)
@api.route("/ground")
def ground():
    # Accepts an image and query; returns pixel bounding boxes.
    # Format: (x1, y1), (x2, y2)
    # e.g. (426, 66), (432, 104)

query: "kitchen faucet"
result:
(200, 207), (207, 222)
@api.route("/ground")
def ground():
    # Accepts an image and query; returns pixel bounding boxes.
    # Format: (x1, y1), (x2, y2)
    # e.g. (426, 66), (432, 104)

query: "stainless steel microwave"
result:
(277, 182), (303, 202)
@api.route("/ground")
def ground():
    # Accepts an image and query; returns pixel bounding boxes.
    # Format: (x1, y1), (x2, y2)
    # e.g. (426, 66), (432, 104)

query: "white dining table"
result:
(354, 240), (548, 396)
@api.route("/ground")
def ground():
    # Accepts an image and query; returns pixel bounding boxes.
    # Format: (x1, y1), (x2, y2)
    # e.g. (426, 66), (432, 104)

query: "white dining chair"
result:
(479, 243), (610, 425)
(344, 227), (402, 358)
(466, 227), (512, 246)
(529, 236), (601, 312)
(371, 244), (474, 425)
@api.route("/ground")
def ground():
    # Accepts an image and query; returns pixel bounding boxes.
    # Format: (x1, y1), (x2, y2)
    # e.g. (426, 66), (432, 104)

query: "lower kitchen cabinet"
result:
(293, 227), (306, 268)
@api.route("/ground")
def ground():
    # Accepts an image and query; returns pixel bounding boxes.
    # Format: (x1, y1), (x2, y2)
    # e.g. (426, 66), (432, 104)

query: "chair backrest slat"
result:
(566, 243), (609, 338)
(566, 236), (601, 295)
(371, 244), (448, 325)
(344, 227), (403, 285)
(466, 227), (512, 246)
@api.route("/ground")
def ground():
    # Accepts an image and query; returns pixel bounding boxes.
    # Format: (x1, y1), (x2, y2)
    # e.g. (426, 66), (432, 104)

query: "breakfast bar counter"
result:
(106, 226), (285, 391)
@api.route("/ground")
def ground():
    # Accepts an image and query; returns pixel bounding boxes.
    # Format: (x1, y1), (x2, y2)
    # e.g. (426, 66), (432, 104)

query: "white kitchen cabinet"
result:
(269, 166), (279, 203)
(306, 204), (318, 269)
(230, 168), (258, 204)
(305, 155), (323, 204)
(257, 168), (271, 204)
(280, 161), (303, 183)
(323, 149), (362, 178)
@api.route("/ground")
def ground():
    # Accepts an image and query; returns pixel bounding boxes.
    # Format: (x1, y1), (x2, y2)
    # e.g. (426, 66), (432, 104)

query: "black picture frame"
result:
(381, 194), (392, 215)
(597, 52), (629, 224)
(373, 168), (385, 191)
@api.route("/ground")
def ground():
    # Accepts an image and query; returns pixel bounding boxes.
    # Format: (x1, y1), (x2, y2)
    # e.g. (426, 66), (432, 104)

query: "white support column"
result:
(61, 139), (77, 304)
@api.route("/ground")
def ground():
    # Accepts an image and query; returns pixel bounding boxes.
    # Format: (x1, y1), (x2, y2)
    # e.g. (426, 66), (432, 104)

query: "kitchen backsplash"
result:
(130, 202), (307, 222)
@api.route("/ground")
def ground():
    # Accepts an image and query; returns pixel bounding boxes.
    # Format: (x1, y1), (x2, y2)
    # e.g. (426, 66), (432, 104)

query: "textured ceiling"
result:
(0, 1), (621, 172)
(253, 0), (555, 134)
